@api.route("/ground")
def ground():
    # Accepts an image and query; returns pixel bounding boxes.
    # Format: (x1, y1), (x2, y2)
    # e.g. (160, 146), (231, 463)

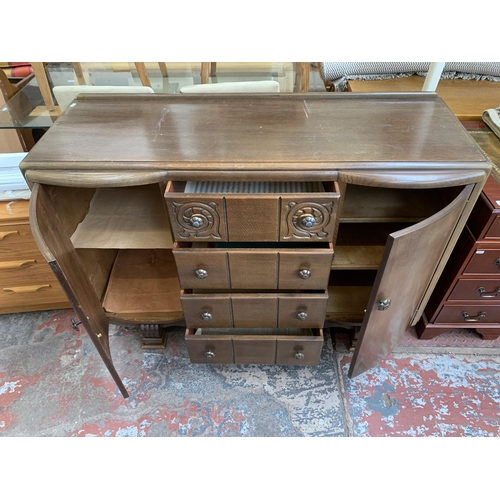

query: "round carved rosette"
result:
(172, 201), (221, 239)
(284, 201), (333, 239)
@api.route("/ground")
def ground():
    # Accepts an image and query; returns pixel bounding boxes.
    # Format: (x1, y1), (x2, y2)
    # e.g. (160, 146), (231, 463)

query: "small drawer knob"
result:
(294, 351), (305, 360)
(297, 312), (308, 320)
(378, 298), (391, 311)
(300, 215), (317, 228)
(195, 269), (208, 279)
(201, 312), (212, 321)
(299, 269), (311, 279)
(205, 350), (215, 358)
(190, 216), (204, 228)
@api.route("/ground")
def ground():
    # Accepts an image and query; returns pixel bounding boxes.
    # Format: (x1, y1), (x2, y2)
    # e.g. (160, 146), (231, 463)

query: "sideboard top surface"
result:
(21, 93), (489, 172)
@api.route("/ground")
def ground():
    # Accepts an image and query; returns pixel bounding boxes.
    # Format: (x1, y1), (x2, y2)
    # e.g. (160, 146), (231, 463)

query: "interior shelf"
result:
(326, 285), (372, 323)
(340, 184), (452, 223)
(332, 222), (404, 270)
(71, 185), (173, 249)
(102, 248), (182, 323)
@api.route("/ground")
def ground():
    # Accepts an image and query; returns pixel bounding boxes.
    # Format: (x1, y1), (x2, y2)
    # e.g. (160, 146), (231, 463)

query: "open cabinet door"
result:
(348, 184), (474, 378)
(29, 183), (129, 398)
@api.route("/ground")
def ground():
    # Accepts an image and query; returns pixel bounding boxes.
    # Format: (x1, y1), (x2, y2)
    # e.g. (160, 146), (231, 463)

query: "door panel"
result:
(29, 183), (129, 398)
(348, 184), (474, 378)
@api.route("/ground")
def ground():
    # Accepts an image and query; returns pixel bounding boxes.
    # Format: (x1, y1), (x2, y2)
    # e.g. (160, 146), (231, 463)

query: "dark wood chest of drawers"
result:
(417, 175), (500, 339)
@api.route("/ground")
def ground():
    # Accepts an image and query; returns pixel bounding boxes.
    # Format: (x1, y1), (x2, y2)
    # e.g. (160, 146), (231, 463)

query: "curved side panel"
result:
(29, 183), (128, 398)
(25, 169), (169, 188)
(338, 169), (488, 189)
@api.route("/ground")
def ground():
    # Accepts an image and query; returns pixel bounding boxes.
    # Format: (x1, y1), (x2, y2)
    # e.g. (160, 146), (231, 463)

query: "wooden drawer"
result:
(180, 291), (328, 329)
(448, 278), (500, 301)
(173, 242), (333, 289)
(185, 327), (323, 365)
(463, 248), (500, 274)
(0, 223), (41, 256)
(164, 181), (340, 243)
(484, 216), (500, 238)
(1, 268), (69, 313)
(434, 305), (500, 325)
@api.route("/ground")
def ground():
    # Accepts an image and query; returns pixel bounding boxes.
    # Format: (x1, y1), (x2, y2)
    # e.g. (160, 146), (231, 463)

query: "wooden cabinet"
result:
(20, 93), (491, 398)
(417, 175), (500, 340)
(1, 198), (70, 313)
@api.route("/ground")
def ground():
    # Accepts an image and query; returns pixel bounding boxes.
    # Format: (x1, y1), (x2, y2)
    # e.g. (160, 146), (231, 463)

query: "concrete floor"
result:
(1, 308), (499, 437)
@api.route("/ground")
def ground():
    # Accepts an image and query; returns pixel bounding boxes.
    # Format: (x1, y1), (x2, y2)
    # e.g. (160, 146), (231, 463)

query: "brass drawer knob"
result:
(195, 268), (208, 279)
(201, 312), (212, 321)
(297, 311), (308, 320)
(299, 269), (311, 279)
(205, 350), (215, 358)
(462, 311), (486, 322)
(294, 351), (305, 360)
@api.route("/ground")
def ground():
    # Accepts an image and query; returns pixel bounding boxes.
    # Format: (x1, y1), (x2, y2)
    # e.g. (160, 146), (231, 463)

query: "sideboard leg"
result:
(140, 324), (168, 349)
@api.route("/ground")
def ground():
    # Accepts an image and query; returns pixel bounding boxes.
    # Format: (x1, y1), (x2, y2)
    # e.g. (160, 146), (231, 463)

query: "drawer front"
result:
(278, 295), (328, 328)
(485, 216), (500, 239)
(165, 181), (340, 243)
(276, 329), (324, 365)
(278, 248), (333, 289)
(185, 328), (323, 365)
(173, 244), (332, 290)
(181, 292), (328, 328)
(0, 224), (40, 256)
(173, 248), (229, 289)
(434, 305), (500, 325)
(279, 193), (339, 242)
(449, 279), (500, 301)
(1, 277), (69, 312)
(464, 249), (500, 274)
(185, 329), (233, 363)
(231, 296), (278, 328)
(232, 337), (277, 364)
(180, 294), (232, 328)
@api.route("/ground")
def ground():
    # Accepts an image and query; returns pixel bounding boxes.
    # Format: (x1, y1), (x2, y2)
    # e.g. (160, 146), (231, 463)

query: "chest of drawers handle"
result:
(0, 259), (36, 270)
(495, 258), (500, 268)
(299, 269), (311, 279)
(0, 230), (20, 241)
(201, 312), (212, 321)
(195, 269), (208, 279)
(461, 311), (486, 322)
(205, 350), (216, 358)
(3, 284), (51, 294)
(297, 312), (308, 320)
(294, 351), (305, 360)
(476, 286), (500, 298)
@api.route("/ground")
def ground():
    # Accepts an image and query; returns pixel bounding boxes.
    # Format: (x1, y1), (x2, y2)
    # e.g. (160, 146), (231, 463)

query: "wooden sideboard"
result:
(20, 93), (491, 398)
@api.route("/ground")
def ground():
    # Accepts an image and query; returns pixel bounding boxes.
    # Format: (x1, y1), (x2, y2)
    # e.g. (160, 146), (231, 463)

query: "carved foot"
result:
(140, 324), (168, 349)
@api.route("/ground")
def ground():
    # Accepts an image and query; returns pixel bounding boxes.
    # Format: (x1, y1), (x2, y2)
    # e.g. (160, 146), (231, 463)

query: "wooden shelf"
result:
(326, 285), (372, 323)
(102, 249), (182, 323)
(341, 184), (449, 223)
(332, 245), (384, 270)
(71, 185), (173, 249)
